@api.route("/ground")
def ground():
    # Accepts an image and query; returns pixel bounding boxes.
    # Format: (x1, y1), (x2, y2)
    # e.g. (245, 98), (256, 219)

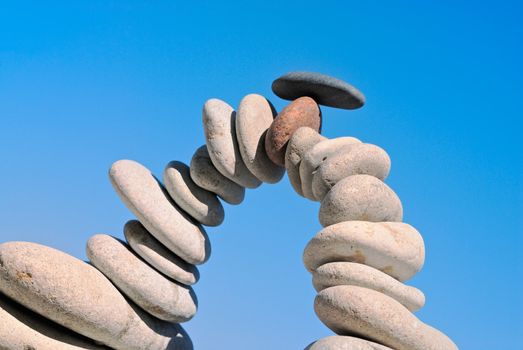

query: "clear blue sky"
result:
(1, 1), (521, 349)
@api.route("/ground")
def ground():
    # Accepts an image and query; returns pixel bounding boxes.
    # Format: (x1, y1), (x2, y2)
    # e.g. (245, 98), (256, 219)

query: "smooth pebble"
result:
(305, 335), (393, 350)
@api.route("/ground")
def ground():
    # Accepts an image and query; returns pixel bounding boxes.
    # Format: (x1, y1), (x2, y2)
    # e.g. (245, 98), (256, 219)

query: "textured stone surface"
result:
(272, 71), (365, 109)
(203, 98), (261, 188)
(303, 221), (425, 281)
(319, 174), (403, 226)
(109, 159), (210, 265)
(87, 234), (197, 323)
(265, 97), (322, 166)
(236, 93), (284, 183)
(312, 143), (391, 200)
(300, 137), (361, 200)
(312, 262), (425, 312)
(285, 127), (326, 196)
(315, 286), (458, 350)
(164, 160), (224, 227)
(124, 220), (199, 285)
(0, 241), (193, 350)
(190, 145), (245, 205)
(0, 293), (109, 350)
(305, 335), (393, 350)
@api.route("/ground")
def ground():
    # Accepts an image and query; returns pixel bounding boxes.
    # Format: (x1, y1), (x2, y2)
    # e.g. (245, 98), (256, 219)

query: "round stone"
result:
(284, 127), (326, 196)
(300, 137), (361, 200)
(164, 160), (224, 227)
(265, 96), (322, 166)
(124, 220), (200, 285)
(305, 336), (393, 350)
(312, 143), (391, 200)
(312, 262), (425, 312)
(190, 145), (245, 205)
(109, 159), (211, 265)
(319, 174), (403, 226)
(272, 71), (365, 110)
(87, 234), (197, 323)
(236, 94), (285, 183)
(303, 221), (425, 282)
(203, 98), (261, 188)
(315, 286), (458, 350)
(0, 241), (192, 350)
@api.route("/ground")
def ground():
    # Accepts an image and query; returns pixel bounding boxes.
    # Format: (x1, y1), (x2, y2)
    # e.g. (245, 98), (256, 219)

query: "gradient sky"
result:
(1, 1), (522, 349)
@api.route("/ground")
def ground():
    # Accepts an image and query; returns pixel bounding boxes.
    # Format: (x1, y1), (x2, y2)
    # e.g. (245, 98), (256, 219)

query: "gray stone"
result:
(303, 221), (425, 282)
(203, 98), (261, 188)
(109, 159), (210, 265)
(315, 286), (458, 350)
(164, 160), (224, 227)
(190, 145), (245, 205)
(0, 241), (193, 350)
(236, 93), (285, 183)
(312, 262), (425, 312)
(272, 71), (365, 110)
(319, 174), (403, 226)
(87, 234), (197, 323)
(305, 335), (393, 350)
(284, 127), (326, 196)
(124, 220), (199, 285)
(312, 143), (391, 200)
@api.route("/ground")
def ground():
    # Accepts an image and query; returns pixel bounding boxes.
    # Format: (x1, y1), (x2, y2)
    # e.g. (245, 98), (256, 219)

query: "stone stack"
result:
(0, 71), (458, 350)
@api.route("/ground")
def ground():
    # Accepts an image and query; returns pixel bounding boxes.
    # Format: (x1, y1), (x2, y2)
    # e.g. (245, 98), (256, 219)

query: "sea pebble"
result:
(109, 159), (210, 265)
(305, 335), (393, 350)
(236, 93), (285, 183)
(303, 221), (425, 282)
(190, 145), (245, 205)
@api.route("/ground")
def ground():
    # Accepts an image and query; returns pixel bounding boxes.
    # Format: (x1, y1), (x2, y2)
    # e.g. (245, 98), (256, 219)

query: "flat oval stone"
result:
(315, 286), (458, 350)
(164, 160), (224, 227)
(190, 145), (245, 205)
(303, 221), (425, 281)
(109, 159), (210, 265)
(265, 96), (322, 166)
(0, 293), (109, 350)
(305, 335), (393, 350)
(272, 71), (365, 110)
(236, 94), (285, 183)
(124, 220), (200, 285)
(319, 174), (403, 227)
(300, 137), (361, 201)
(203, 98), (261, 188)
(87, 234), (197, 323)
(284, 127), (326, 196)
(312, 143), (391, 200)
(312, 262), (425, 312)
(0, 241), (192, 350)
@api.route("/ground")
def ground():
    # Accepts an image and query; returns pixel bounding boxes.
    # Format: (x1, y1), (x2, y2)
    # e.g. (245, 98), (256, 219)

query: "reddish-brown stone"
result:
(264, 97), (322, 166)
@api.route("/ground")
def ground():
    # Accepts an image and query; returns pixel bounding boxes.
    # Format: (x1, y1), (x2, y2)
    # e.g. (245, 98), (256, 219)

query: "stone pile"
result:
(0, 71), (458, 350)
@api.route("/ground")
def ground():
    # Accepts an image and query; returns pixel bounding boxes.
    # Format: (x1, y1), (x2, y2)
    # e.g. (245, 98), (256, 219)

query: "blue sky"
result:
(1, 1), (521, 349)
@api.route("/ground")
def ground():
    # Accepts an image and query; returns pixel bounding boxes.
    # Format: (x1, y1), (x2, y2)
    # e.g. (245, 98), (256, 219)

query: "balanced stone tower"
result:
(0, 71), (458, 350)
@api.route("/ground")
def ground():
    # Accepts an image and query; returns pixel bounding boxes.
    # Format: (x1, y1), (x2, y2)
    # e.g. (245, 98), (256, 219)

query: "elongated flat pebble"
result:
(315, 286), (458, 350)
(0, 241), (193, 350)
(285, 127), (326, 196)
(190, 145), (245, 205)
(313, 262), (425, 311)
(87, 234), (197, 323)
(305, 335), (393, 350)
(272, 71), (365, 109)
(236, 94), (285, 183)
(319, 174), (403, 226)
(303, 221), (425, 281)
(110, 159), (210, 265)
(124, 220), (199, 285)
(164, 160), (224, 227)
(0, 293), (109, 350)
(265, 96), (322, 166)
(300, 137), (361, 200)
(203, 98), (261, 188)
(312, 143), (391, 200)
